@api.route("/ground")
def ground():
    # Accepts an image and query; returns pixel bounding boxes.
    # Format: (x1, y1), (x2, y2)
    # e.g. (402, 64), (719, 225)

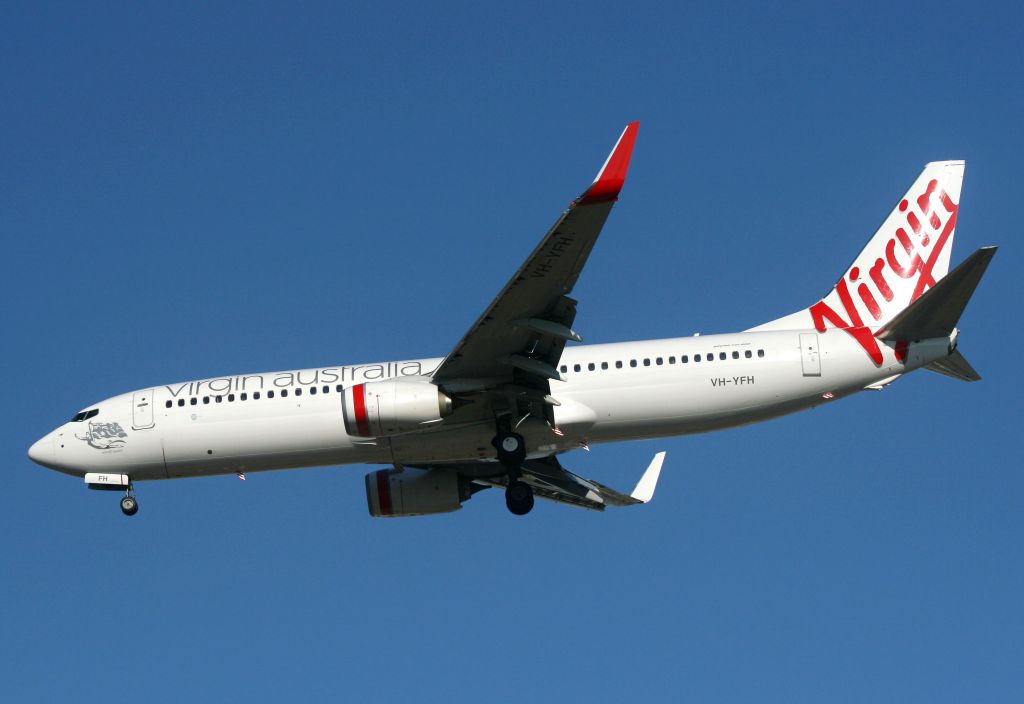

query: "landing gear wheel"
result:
(505, 480), (534, 516)
(120, 495), (138, 516)
(493, 432), (526, 469)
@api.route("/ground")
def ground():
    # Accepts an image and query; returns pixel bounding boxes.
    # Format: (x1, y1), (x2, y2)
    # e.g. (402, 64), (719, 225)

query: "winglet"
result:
(577, 121), (640, 205)
(630, 451), (665, 503)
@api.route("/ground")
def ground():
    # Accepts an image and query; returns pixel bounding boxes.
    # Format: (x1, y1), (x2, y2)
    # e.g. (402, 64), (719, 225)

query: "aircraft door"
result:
(132, 389), (156, 430)
(799, 333), (821, 376)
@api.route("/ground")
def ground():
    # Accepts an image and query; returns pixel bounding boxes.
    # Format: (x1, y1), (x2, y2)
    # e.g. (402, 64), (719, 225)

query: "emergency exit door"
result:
(132, 389), (155, 429)
(799, 333), (821, 376)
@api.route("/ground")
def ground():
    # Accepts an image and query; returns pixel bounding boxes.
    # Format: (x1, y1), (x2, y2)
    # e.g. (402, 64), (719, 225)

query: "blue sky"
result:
(2, 1), (1022, 701)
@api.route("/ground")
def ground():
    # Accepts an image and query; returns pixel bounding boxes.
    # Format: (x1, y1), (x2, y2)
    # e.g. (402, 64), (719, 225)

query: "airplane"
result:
(27, 122), (997, 518)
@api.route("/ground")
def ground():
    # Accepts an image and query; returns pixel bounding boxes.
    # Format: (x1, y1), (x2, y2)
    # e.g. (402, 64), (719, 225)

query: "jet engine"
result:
(365, 468), (466, 517)
(342, 379), (453, 437)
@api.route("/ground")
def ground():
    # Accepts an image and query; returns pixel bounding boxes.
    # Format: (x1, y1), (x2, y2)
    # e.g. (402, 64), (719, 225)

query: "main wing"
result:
(432, 122), (640, 396)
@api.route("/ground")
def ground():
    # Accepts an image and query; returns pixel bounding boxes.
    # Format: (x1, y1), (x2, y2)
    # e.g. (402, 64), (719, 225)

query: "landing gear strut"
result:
(120, 485), (138, 516)
(493, 418), (533, 515)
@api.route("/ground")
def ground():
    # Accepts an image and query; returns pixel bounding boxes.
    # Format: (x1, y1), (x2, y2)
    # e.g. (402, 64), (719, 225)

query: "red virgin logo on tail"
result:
(808, 179), (958, 365)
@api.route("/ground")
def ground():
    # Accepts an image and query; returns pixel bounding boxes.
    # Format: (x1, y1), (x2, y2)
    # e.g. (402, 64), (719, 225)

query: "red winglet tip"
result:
(578, 121), (640, 205)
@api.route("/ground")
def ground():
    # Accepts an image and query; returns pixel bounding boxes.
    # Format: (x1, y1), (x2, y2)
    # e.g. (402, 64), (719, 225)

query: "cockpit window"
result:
(70, 409), (99, 422)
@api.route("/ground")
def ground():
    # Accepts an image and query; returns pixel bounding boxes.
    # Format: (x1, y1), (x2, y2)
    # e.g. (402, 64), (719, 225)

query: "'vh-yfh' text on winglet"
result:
(577, 121), (640, 205)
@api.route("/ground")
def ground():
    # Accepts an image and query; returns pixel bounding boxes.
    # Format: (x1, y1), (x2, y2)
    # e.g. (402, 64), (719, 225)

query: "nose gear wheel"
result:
(120, 484), (138, 516)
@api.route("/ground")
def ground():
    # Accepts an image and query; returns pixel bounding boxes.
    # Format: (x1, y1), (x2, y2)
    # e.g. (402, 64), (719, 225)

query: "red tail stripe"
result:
(911, 206), (958, 302)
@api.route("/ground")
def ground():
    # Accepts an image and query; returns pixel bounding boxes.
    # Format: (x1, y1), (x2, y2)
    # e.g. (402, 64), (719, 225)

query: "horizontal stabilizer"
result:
(925, 349), (982, 382)
(877, 247), (997, 341)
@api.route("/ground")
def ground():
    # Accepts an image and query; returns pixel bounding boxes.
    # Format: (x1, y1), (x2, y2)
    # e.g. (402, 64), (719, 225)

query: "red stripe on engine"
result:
(376, 470), (392, 516)
(351, 383), (371, 437)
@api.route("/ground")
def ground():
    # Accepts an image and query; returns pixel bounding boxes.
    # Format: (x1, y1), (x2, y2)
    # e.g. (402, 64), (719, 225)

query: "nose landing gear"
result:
(120, 486), (138, 516)
(85, 473), (140, 516)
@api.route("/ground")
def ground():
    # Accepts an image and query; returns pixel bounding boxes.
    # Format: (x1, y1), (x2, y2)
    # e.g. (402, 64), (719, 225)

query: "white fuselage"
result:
(31, 328), (951, 482)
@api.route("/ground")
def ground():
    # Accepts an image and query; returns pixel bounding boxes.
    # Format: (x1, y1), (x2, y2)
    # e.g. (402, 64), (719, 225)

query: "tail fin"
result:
(751, 161), (965, 336)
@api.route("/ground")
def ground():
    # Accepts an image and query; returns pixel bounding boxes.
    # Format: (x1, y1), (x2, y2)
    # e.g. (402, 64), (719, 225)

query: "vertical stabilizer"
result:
(753, 162), (958, 329)
(750, 161), (965, 355)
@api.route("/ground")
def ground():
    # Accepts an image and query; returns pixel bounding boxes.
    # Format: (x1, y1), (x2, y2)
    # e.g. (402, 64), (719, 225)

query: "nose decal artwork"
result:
(76, 421), (128, 450)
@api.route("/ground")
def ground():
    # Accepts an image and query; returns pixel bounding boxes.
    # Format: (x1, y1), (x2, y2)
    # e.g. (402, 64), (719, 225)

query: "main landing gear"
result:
(120, 485), (138, 516)
(505, 480), (534, 516)
(492, 420), (534, 516)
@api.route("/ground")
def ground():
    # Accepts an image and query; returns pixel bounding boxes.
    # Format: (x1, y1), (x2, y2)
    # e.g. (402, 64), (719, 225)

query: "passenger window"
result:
(228, 394), (235, 402)
(336, 385), (343, 392)
(630, 360), (637, 368)
(574, 364), (581, 372)
(719, 352), (727, 360)
(615, 361), (623, 369)
(695, 354), (701, 362)
(268, 391), (275, 399)
(732, 351), (739, 359)
(706, 354), (713, 363)
(281, 389), (288, 397)
(190, 398), (197, 406)
(295, 388), (302, 396)
(643, 358), (651, 366)
(203, 397), (210, 404)
(241, 393), (248, 401)
(322, 385), (329, 394)
(177, 399), (185, 407)
(758, 349), (765, 358)
(656, 357), (663, 365)
(165, 400), (172, 409)
(560, 365), (568, 373)
(254, 392), (261, 400)
(601, 362), (608, 370)
(669, 356), (676, 364)
(588, 363), (595, 371)
(310, 387), (317, 395)
(745, 350), (752, 358)
(215, 396), (222, 403)
(682, 355), (689, 363)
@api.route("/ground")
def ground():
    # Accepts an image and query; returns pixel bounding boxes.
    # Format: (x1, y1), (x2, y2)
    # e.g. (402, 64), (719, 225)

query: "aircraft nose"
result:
(28, 434), (55, 469)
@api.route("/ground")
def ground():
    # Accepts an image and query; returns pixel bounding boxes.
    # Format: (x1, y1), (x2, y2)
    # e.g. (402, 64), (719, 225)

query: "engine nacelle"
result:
(342, 379), (453, 437)
(365, 468), (464, 517)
